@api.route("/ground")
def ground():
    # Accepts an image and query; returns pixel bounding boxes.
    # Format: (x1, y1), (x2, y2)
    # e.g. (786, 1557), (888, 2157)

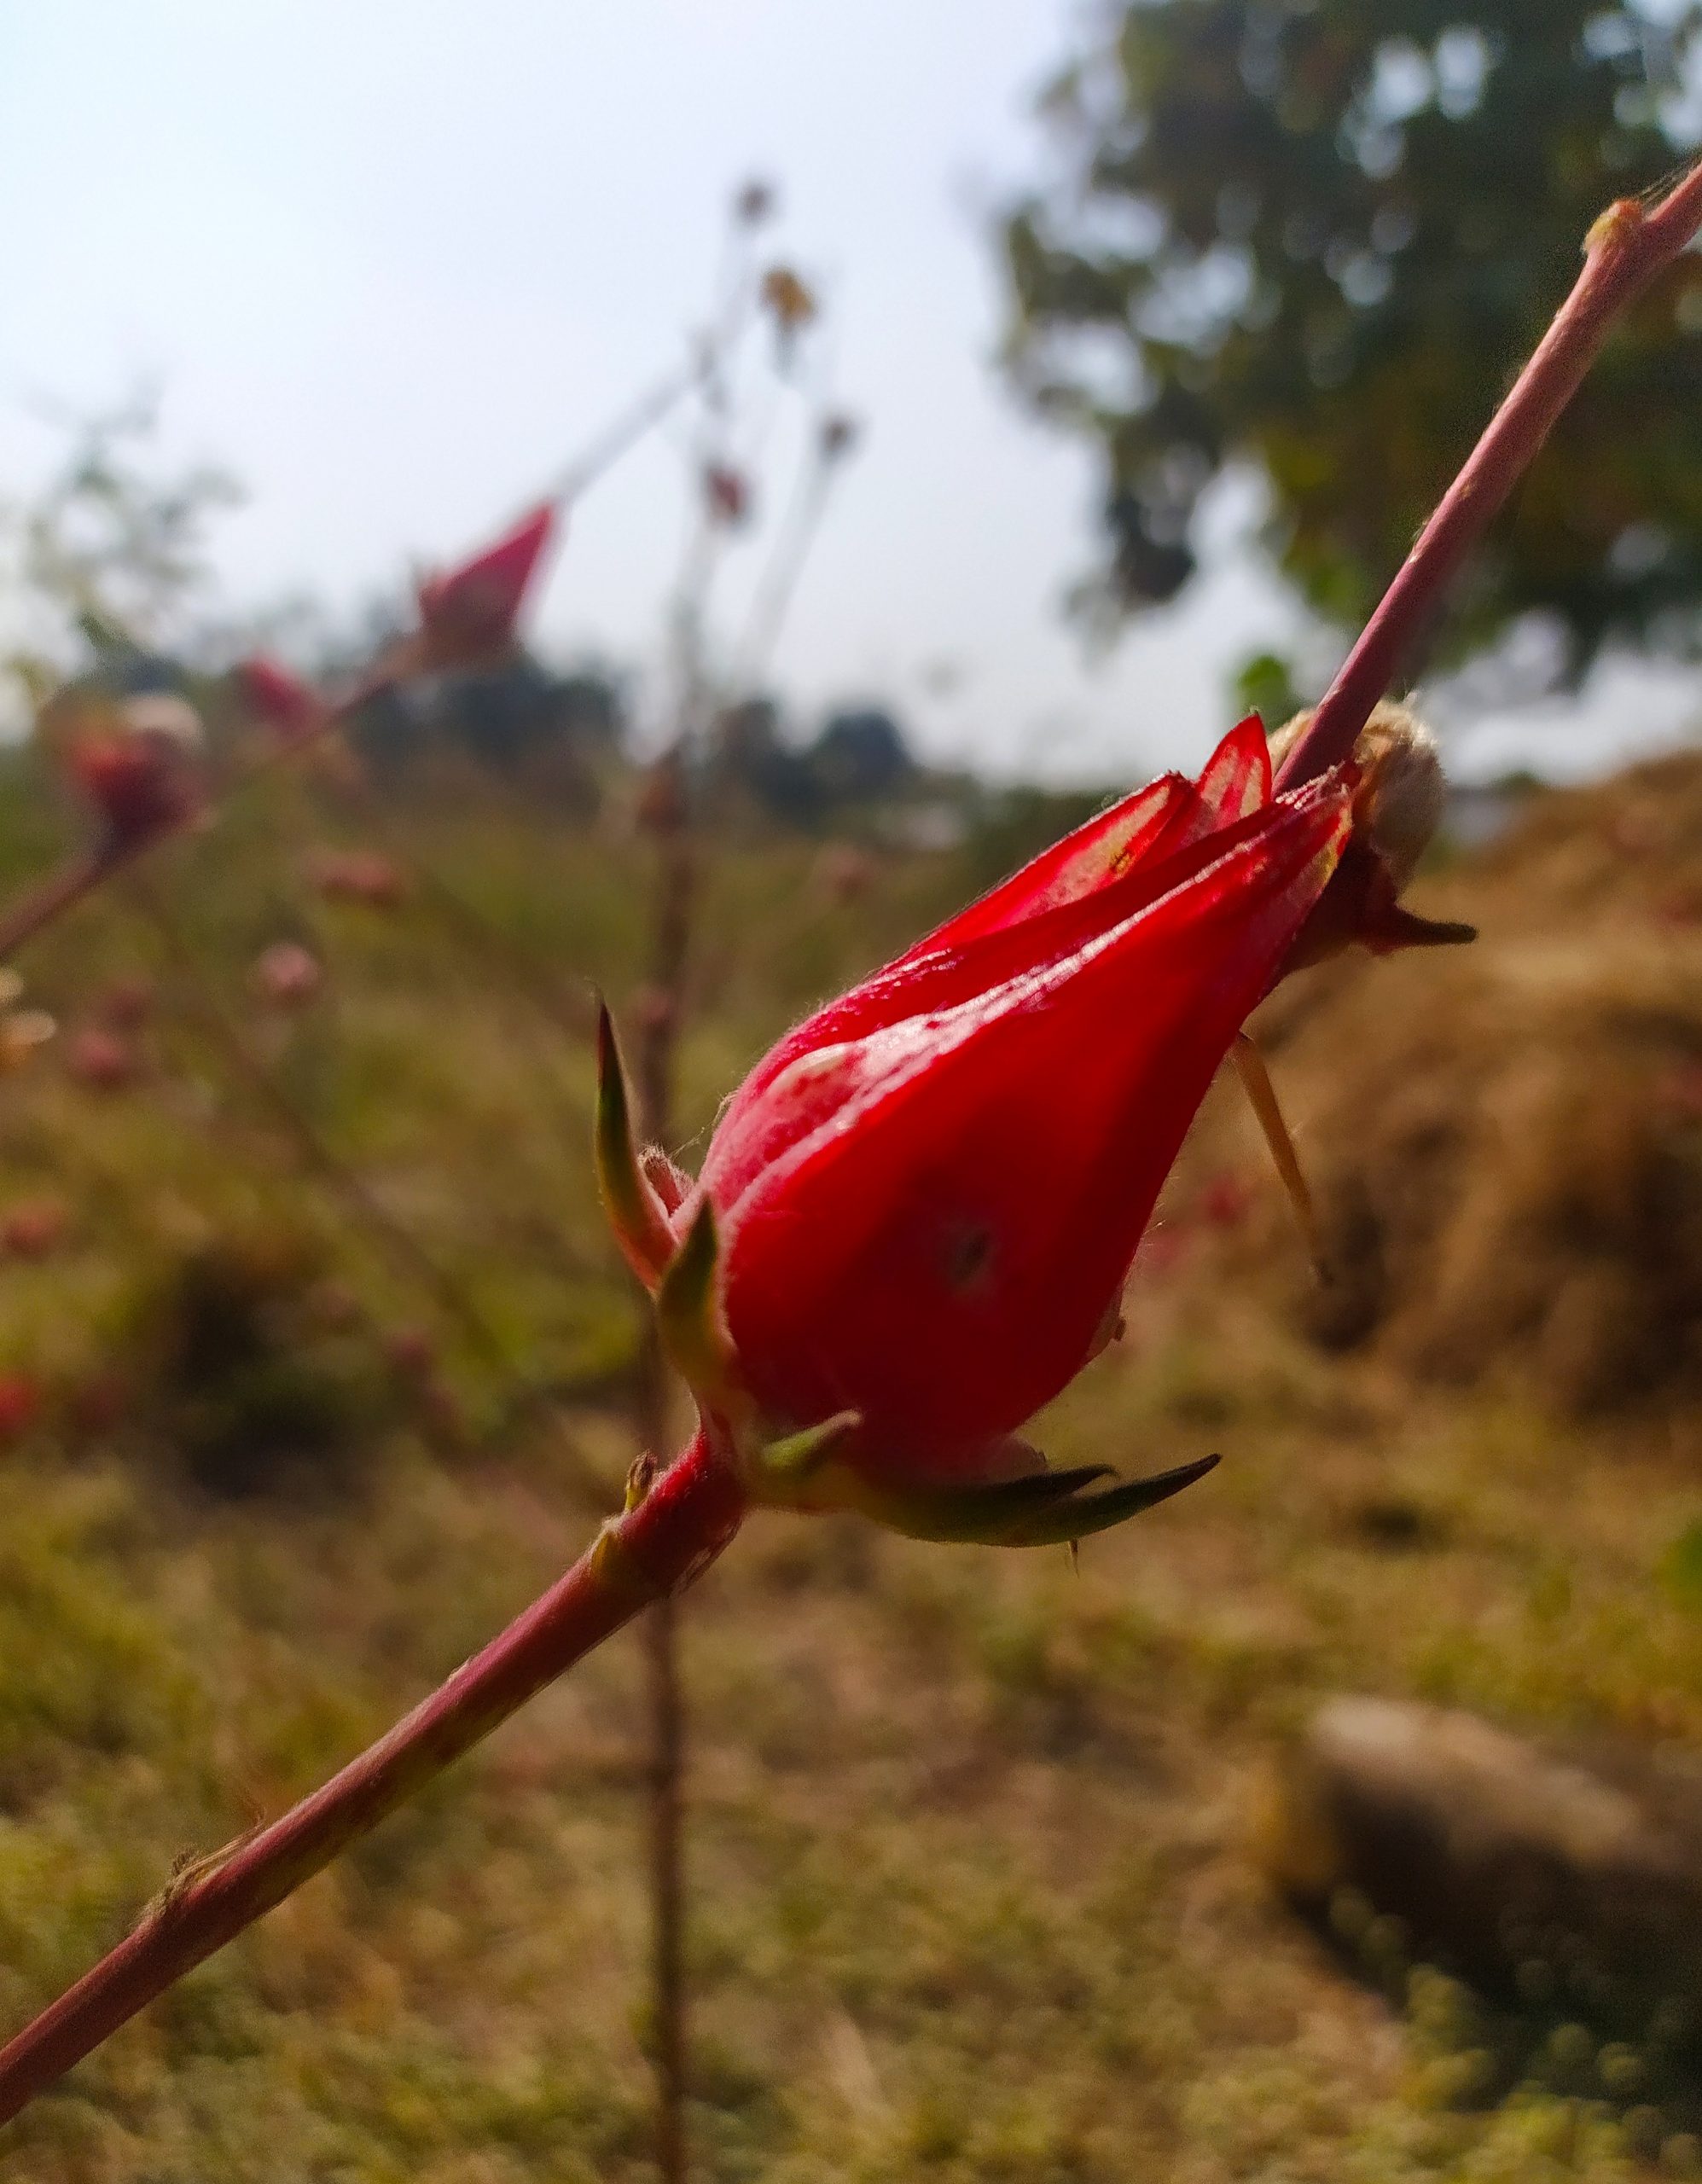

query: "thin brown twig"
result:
(1278, 158), (1702, 793)
(550, 354), (711, 506)
(734, 438), (841, 688)
(630, 780), (697, 2184)
(0, 844), (131, 965)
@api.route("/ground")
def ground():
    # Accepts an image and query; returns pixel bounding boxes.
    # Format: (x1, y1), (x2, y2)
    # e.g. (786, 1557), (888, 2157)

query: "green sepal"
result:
(594, 1000), (676, 1288)
(998, 1454), (1220, 1547)
(849, 1454), (1218, 1548)
(655, 1199), (738, 1403)
(757, 1409), (862, 1484)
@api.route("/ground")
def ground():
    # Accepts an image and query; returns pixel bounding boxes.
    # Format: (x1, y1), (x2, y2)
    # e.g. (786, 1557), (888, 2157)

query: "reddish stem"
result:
(1278, 159), (1702, 792)
(0, 846), (121, 964)
(0, 1432), (745, 2127)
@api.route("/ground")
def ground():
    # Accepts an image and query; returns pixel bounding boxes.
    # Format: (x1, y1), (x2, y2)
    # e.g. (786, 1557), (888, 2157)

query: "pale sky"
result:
(2, 0), (1696, 785)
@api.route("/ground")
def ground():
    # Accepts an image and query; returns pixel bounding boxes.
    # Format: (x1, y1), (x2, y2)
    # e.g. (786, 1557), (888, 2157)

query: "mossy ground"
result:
(0, 754), (1699, 2180)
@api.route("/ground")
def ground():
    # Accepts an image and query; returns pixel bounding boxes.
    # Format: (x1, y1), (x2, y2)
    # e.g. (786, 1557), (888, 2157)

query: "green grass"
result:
(0, 758), (1695, 2178)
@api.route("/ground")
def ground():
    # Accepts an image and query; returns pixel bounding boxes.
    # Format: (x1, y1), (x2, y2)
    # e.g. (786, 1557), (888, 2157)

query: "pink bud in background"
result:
(383, 1328), (437, 1381)
(307, 849), (406, 909)
(98, 975), (154, 1029)
(238, 655), (325, 744)
(1, 1199), (68, 1260)
(702, 464), (752, 527)
(65, 695), (203, 856)
(251, 941), (322, 1008)
(67, 1027), (137, 1092)
(0, 1374), (40, 1443)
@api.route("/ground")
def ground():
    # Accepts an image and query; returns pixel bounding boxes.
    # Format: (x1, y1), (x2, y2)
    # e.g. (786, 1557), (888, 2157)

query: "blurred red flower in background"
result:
(96, 975), (154, 1029)
(67, 1026), (137, 1092)
(65, 694), (204, 856)
(251, 941), (322, 1008)
(307, 849), (406, 909)
(0, 1374), (40, 1444)
(1, 1199), (69, 1260)
(415, 503), (557, 671)
(238, 655), (325, 744)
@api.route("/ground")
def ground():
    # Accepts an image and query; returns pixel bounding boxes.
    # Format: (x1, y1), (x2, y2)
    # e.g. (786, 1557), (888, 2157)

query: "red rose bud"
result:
(415, 502), (557, 671)
(238, 655), (325, 744)
(599, 721), (1355, 1546)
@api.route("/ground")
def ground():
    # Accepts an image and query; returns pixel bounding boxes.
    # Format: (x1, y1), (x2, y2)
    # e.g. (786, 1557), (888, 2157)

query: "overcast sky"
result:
(3, 0), (1696, 785)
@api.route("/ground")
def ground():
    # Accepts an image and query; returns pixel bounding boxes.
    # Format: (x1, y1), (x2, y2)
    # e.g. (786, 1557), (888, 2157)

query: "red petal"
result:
(718, 717), (1271, 1116)
(895, 716), (1270, 966)
(706, 774), (1341, 1210)
(1180, 713), (1272, 834)
(900, 772), (1190, 957)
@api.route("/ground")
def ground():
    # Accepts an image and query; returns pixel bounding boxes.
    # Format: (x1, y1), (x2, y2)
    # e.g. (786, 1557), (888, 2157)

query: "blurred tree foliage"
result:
(2, 397), (237, 716)
(1003, 1), (1702, 684)
(350, 659), (627, 805)
(712, 696), (917, 825)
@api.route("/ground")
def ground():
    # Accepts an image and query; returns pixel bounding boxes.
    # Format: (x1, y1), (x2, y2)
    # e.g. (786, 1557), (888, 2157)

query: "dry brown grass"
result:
(1166, 752), (1702, 1420)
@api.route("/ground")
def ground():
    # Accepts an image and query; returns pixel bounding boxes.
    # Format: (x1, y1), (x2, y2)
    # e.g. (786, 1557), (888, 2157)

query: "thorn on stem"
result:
(626, 1452), (659, 1513)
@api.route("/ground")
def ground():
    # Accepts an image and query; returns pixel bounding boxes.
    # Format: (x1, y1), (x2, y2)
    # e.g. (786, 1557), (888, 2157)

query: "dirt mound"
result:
(1165, 749), (1702, 1414)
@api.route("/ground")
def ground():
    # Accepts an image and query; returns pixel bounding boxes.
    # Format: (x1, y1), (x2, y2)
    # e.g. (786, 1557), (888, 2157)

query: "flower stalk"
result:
(0, 1432), (746, 2126)
(1279, 156), (1702, 793)
(628, 754), (701, 2184)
